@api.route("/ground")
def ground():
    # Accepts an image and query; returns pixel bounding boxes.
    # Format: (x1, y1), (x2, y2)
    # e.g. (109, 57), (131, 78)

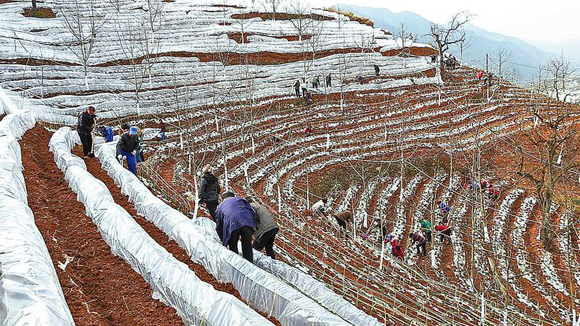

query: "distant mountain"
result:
(335, 4), (553, 81)
(526, 39), (580, 63)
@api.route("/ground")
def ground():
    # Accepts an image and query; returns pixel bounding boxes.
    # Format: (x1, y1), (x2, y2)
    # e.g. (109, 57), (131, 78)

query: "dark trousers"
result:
(439, 229), (452, 243)
(205, 201), (218, 221)
(425, 231), (432, 243)
(78, 131), (92, 156)
(253, 228), (279, 259)
(334, 216), (347, 229)
(229, 226), (254, 263)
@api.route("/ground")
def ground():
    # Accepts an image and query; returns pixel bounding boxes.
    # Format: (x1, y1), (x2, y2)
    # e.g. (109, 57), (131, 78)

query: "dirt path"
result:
(77, 146), (282, 326)
(21, 125), (184, 326)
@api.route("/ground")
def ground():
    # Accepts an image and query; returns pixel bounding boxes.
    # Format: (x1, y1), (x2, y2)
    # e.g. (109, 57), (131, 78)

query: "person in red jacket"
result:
(409, 232), (427, 257)
(391, 239), (404, 260)
(435, 224), (452, 244)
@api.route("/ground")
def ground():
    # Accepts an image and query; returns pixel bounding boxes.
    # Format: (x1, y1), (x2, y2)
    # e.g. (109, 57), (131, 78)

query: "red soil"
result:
(231, 12), (334, 21)
(21, 125), (184, 325)
(382, 47), (437, 57)
(77, 147), (282, 326)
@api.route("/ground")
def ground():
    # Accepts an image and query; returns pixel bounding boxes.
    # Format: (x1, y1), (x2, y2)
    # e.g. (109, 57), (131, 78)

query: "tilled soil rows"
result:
(76, 146), (282, 326)
(20, 124), (183, 325)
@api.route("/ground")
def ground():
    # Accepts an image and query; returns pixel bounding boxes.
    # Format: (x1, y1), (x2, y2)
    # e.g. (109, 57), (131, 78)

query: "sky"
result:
(313, 0), (579, 44)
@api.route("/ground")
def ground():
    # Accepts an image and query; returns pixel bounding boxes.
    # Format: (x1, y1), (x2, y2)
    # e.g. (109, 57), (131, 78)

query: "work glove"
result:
(117, 154), (123, 161)
(131, 150), (136, 155)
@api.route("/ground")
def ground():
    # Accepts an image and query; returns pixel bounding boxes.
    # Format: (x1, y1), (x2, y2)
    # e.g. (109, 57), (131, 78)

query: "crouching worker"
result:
(390, 238), (404, 260)
(215, 192), (256, 263)
(436, 224), (452, 244)
(98, 125), (114, 142)
(333, 211), (352, 234)
(409, 232), (427, 257)
(246, 197), (279, 259)
(118, 126), (139, 175)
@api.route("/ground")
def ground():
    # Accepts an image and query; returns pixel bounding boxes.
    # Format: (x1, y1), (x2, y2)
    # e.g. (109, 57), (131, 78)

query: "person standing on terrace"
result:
(77, 106), (97, 158)
(199, 164), (221, 220)
(216, 192), (256, 263)
(159, 121), (167, 140)
(294, 80), (301, 97)
(326, 73), (331, 87)
(374, 64), (380, 76)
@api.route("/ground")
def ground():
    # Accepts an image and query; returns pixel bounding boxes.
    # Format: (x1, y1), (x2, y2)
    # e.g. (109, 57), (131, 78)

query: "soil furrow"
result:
(21, 124), (183, 325)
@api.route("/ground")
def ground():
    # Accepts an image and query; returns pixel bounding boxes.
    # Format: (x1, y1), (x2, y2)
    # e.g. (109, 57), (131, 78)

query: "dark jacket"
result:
(215, 197), (256, 245)
(77, 111), (96, 134)
(200, 172), (220, 203)
(252, 203), (279, 242)
(119, 132), (138, 152)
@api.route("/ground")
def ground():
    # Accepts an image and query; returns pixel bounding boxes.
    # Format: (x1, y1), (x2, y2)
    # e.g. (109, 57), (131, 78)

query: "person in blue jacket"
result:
(98, 125), (114, 142)
(215, 191), (256, 263)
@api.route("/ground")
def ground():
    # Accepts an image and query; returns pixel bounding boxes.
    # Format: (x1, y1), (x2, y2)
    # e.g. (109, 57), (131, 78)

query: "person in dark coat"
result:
(118, 126), (139, 175)
(77, 106), (96, 157)
(409, 232), (427, 257)
(98, 125), (114, 142)
(199, 164), (221, 220)
(326, 73), (331, 87)
(159, 121), (167, 140)
(294, 80), (301, 97)
(116, 123), (130, 161)
(215, 192), (256, 263)
(246, 197), (279, 259)
(374, 64), (380, 76)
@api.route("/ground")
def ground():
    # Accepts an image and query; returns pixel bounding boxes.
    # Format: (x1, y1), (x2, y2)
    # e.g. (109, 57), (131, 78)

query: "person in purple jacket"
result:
(215, 191), (256, 263)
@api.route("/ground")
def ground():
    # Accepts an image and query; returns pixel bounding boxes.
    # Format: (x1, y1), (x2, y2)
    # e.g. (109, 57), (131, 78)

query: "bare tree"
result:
(430, 12), (471, 74)
(60, 0), (105, 89)
(114, 15), (161, 115)
(396, 23), (414, 49)
(494, 48), (512, 80)
(516, 105), (580, 252)
(540, 53), (577, 102)
(259, 0), (285, 21)
(286, 0), (311, 42)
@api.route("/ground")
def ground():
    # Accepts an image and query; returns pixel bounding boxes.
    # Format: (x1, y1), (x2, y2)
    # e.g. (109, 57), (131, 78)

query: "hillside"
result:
(1, 0), (580, 326)
(336, 4), (553, 81)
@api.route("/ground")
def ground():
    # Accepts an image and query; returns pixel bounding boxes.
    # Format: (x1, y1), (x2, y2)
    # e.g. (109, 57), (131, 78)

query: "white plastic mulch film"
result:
(49, 128), (272, 326)
(0, 87), (75, 326)
(94, 140), (381, 326)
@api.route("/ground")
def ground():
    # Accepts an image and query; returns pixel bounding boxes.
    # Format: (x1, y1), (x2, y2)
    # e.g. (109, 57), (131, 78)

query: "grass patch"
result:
(325, 7), (374, 27)
(22, 7), (56, 18)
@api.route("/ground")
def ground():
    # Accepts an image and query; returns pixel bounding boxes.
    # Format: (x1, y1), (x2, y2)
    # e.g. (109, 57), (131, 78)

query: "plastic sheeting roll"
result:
(0, 104), (75, 326)
(94, 140), (365, 326)
(49, 129), (273, 326)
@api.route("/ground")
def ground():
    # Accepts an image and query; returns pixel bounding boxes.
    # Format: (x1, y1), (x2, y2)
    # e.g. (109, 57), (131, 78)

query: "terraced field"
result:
(1, 0), (580, 325)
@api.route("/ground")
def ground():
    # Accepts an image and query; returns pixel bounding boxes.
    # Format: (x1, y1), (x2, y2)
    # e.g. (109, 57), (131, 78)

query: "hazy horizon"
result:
(312, 0), (579, 44)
